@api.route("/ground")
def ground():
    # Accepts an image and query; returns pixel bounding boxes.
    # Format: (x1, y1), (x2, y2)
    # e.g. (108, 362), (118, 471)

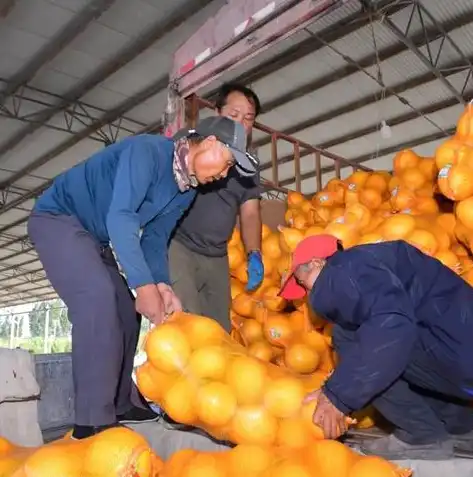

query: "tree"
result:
(29, 299), (70, 338)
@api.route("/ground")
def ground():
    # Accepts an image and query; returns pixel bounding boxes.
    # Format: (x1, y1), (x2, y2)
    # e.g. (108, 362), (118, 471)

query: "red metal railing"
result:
(189, 95), (373, 196)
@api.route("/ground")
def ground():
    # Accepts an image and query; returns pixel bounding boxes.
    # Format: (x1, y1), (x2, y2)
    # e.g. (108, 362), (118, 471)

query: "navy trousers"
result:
(28, 213), (140, 426)
(333, 326), (473, 444)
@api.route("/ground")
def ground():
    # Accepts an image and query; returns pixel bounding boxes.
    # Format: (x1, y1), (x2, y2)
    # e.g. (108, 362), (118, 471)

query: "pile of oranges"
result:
(136, 312), (355, 448)
(228, 104), (473, 381)
(0, 432), (412, 477)
(0, 426), (163, 477)
(159, 441), (412, 477)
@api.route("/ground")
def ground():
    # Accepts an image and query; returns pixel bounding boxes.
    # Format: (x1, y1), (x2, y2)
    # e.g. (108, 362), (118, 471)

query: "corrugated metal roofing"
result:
(0, 0), (471, 306)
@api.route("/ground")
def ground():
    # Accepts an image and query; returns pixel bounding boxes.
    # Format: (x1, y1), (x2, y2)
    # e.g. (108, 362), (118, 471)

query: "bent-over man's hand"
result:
(157, 283), (182, 318)
(304, 389), (348, 440)
(135, 284), (165, 325)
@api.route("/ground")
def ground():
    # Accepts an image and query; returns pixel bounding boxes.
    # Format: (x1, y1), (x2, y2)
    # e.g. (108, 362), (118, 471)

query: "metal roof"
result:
(0, 0), (471, 307)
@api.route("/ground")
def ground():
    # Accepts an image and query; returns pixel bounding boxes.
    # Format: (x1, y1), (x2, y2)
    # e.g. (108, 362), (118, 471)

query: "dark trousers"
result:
(28, 213), (140, 426)
(333, 326), (473, 444)
(168, 239), (231, 332)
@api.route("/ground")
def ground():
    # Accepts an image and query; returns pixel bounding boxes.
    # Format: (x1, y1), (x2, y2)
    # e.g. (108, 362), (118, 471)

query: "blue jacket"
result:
(33, 135), (196, 289)
(309, 240), (473, 414)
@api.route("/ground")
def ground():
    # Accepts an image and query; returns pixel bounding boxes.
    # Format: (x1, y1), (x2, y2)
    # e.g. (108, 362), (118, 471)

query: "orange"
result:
(232, 262), (248, 283)
(230, 278), (245, 299)
(229, 228), (242, 247)
(405, 229), (438, 256)
(263, 314), (294, 348)
(268, 459), (312, 477)
(135, 362), (177, 402)
(276, 417), (313, 448)
(229, 406), (278, 446)
(400, 167), (427, 191)
(393, 149), (420, 174)
(228, 245), (245, 270)
(278, 226), (304, 253)
(180, 453), (226, 477)
(457, 104), (473, 145)
(82, 427), (155, 477)
(232, 292), (256, 318)
(344, 171), (370, 191)
(261, 286), (286, 312)
(261, 254), (275, 277)
(284, 342), (320, 374)
(162, 377), (198, 425)
(304, 225), (325, 238)
(195, 382), (237, 427)
(225, 356), (268, 405)
(239, 319), (264, 345)
(262, 233), (282, 260)
(178, 314), (226, 350)
(365, 172), (389, 194)
(306, 440), (359, 477)
(247, 340), (274, 362)
(358, 232), (384, 245)
(380, 214), (416, 240)
(145, 322), (191, 374)
(456, 196), (473, 229)
(344, 203), (372, 231)
(187, 345), (228, 381)
(324, 222), (359, 248)
(261, 223), (272, 240)
(161, 449), (197, 477)
(438, 163), (473, 201)
(434, 250), (461, 272)
(264, 376), (305, 418)
(292, 212), (310, 230)
(358, 188), (383, 209)
(415, 197), (439, 215)
(227, 444), (273, 475)
(299, 401), (325, 440)
(390, 186), (417, 211)
(287, 191), (306, 209)
(418, 157), (437, 180)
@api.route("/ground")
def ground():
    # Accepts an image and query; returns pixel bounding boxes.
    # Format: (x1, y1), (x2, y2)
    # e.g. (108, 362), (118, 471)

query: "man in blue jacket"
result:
(28, 116), (257, 440)
(279, 235), (473, 460)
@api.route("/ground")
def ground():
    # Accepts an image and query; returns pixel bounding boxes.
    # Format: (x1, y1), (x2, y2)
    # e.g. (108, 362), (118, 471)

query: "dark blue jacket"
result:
(309, 240), (473, 414)
(33, 135), (195, 289)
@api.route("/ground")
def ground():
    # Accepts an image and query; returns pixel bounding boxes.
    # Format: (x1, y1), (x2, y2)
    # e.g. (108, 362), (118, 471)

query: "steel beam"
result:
(0, 0), (117, 106)
(262, 81), (473, 172)
(0, 79), (146, 142)
(203, 0), (407, 99)
(174, 0), (350, 96)
(0, 0), (217, 160)
(280, 127), (456, 188)
(255, 8), (473, 149)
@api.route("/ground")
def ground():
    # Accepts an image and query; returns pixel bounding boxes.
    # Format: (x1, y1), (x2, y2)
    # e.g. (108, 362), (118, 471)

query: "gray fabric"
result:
(168, 239), (231, 332)
(28, 213), (140, 426)
(172, 168), (260, 257)
(360, 434), (455, 461)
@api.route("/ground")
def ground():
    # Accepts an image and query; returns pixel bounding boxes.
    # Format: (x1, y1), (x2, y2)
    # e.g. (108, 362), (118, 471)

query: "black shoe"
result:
(117, 405), (160, 424)
(72, 422), (122, 440)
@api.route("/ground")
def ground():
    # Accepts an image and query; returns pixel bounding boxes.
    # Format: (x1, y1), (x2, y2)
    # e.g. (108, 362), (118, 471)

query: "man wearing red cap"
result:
(280, 235), (473, 460)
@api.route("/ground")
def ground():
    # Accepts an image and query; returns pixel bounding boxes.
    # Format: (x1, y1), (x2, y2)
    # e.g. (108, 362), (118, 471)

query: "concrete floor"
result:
(129, 421), (473, 476)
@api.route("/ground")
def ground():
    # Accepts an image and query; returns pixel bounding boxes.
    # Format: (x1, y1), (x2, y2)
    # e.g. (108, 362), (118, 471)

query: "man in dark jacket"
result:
(28, 116), (256, 440)
(169, 83), (263, 332)
(279, 235), (473, 460)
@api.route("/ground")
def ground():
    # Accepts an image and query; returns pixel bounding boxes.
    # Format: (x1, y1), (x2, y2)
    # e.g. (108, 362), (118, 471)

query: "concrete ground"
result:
(129, 421), (473, 476)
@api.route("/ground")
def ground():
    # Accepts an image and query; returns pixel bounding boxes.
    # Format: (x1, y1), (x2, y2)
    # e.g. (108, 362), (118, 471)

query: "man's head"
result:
(215, 83), (261, 142)
(174, 116), (258, 185)
(279, 234), (341, 300)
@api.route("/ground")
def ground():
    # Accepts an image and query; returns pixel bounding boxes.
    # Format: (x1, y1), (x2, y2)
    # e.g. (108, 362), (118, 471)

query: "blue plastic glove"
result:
(246, 250), (264, 291)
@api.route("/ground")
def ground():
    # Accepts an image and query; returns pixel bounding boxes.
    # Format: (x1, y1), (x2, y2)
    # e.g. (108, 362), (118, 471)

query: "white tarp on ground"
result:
(130, 421), (473, 476)
(0, 348), (43, 446)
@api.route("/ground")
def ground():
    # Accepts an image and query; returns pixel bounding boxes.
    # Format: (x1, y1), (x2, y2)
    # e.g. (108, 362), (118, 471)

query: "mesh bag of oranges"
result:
(159, 440), (412, 477)
(0, 427), (163, 477)
(136, 312), (355, 447)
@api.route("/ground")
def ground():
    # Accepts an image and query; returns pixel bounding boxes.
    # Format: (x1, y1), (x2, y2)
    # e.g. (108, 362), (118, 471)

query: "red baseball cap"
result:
(279, 234), (339, 300)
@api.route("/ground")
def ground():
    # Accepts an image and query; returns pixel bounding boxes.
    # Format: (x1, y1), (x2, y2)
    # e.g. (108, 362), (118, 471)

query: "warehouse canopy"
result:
(0, 0), (471, 307)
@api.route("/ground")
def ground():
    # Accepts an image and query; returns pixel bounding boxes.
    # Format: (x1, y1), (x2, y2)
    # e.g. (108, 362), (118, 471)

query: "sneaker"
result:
(72, 422), (122, 440)
(117, 405), (160, 424)
(359, 434), (454, 461)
